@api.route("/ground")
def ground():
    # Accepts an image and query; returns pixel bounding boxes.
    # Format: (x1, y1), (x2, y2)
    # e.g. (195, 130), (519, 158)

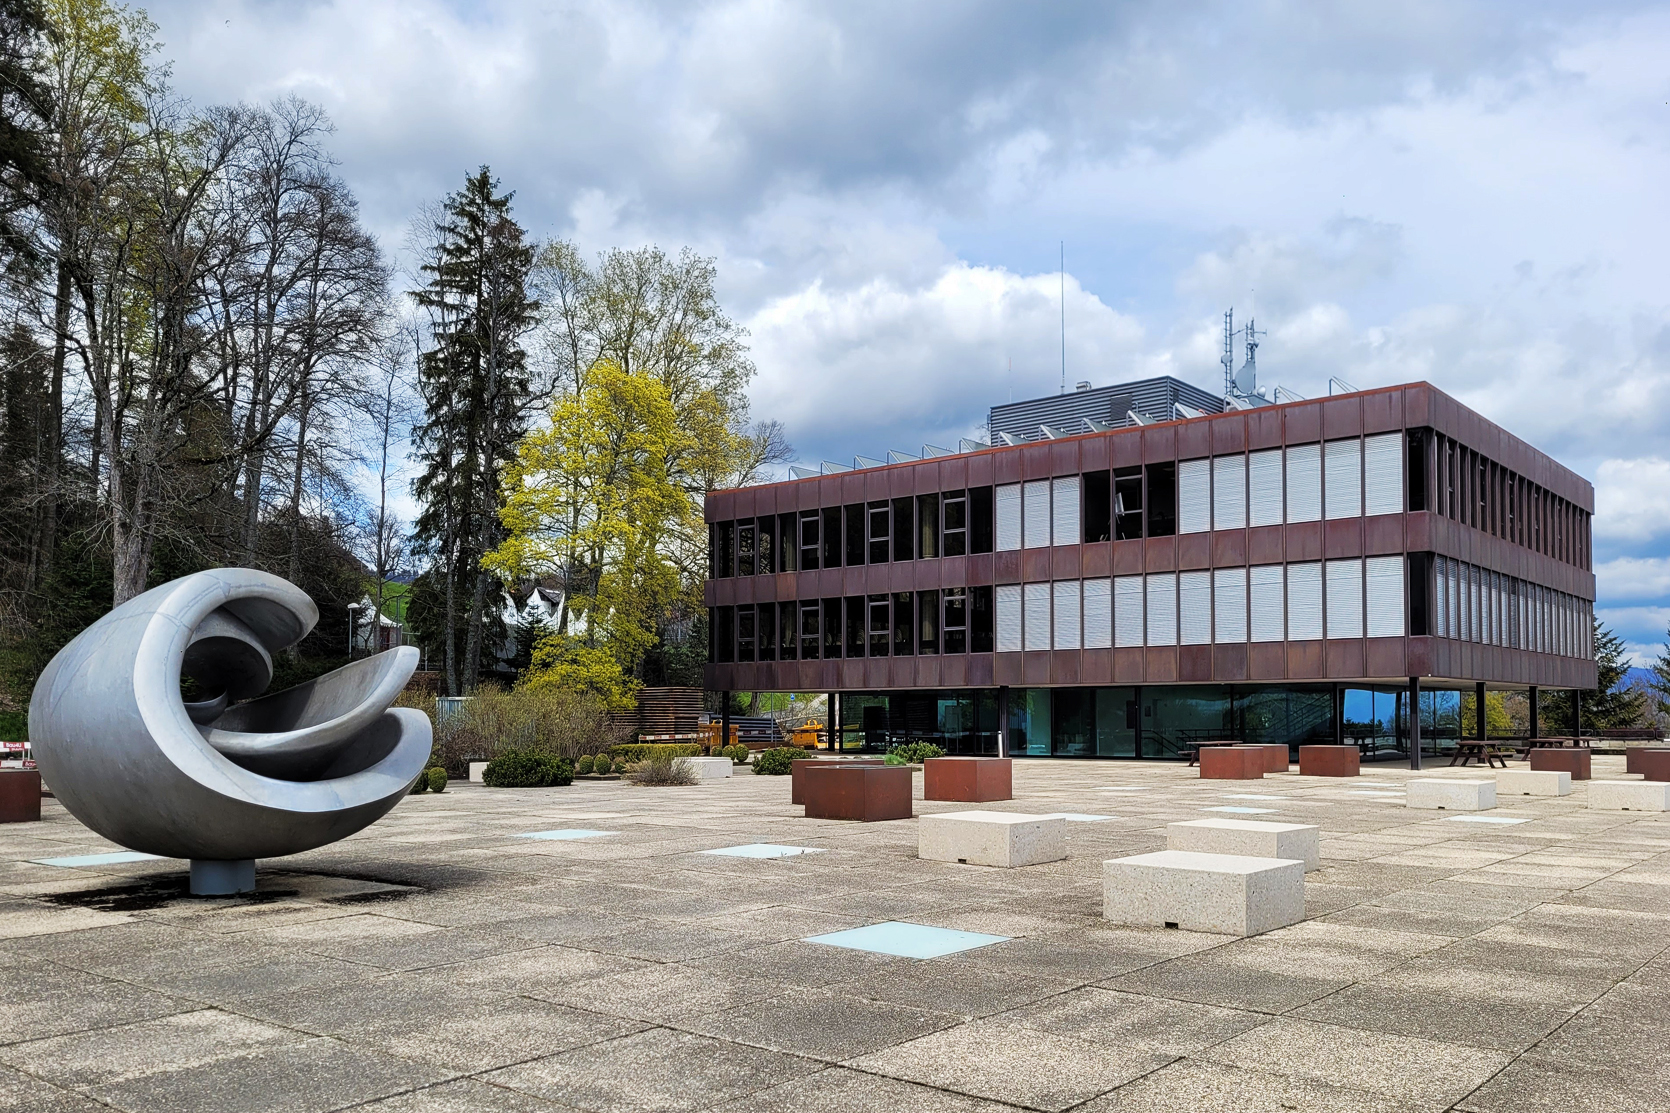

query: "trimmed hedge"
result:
(751, 747), (799, 776)
(425, 767), (448, 792)
(891, 741), (945, 765)
(609, 742), (702, 762)
(724, 744), (750, 765)
(482, 749), (575, 788)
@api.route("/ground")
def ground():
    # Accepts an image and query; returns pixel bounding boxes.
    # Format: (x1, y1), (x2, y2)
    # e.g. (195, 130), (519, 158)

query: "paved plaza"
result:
(0, 758), (1666, 1112)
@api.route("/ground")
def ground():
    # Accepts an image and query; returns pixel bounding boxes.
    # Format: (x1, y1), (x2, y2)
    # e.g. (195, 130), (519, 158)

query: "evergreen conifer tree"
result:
(1542, 617), (1643, 735)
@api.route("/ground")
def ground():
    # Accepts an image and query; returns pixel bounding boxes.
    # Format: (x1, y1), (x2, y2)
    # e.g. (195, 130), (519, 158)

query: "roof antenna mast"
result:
(1221, 308), (1235, 399)
(1059, 240), (1066, 395)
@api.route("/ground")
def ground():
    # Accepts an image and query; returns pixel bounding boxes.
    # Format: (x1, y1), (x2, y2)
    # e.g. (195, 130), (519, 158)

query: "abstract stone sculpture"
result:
(28, 569), (430, 895)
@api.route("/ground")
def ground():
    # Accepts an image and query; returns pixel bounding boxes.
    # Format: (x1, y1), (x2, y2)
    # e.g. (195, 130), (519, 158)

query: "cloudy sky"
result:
(146, 0), (1670, 660)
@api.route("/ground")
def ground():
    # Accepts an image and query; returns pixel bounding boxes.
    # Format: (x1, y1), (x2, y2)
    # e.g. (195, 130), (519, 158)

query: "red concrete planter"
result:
(1298, 745), (1360, 777)
(924, 757), (1012, 802)
(801, 764), (913, 821)
(1199, 747), (1264, 780)
(1530, 748), (1592, 780)
(1237, 744), (1290, 774)
(0, 770), (41, 823)
(1625, 748), (1670, 776)
(790, 759), (886, 805)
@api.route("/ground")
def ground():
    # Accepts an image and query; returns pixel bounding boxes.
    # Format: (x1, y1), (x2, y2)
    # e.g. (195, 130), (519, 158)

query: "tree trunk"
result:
(36, 256), (71, 588)
(286, 393), (310, 587)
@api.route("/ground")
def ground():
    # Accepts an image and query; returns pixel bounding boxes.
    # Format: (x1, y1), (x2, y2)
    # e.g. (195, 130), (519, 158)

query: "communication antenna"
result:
(1221, 309), (1235, 398)
(1059, 241), (1066, 394)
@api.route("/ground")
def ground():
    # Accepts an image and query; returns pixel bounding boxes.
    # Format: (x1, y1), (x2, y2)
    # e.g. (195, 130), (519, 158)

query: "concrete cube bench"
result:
(919, 810), (1065, 867)
(1588, 780), (1670, 812)
(1103, 850), (1306, 937)
(1636, 751), (1670, 783)
(686, 756), (733, 781)
(1166, 818), (1320, 871)
(1199, 747), (1264, 780)
(1238, 745), (1290, 774)
(1529, 748), (1591, 780)
(924, 757), (1012, 802)
(1407, 779), (1496, 811)
(801, 764), (913, 821)
(0, 770), (41, 823)
(1625, 748), (1670, 775)
(1298, 745), (1360, 777)
(468, 761), (488, 783)
(1496, 769), (1571, 797)
(791, 759), (886, 804)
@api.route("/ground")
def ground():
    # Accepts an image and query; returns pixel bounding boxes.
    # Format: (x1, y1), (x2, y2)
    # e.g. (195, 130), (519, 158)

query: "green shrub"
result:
(482, 749), (575, 788)
(627, 754), (700, 786)
(752, 747), (799, 776)
(593, 755), (612, 776)
(608, 742), (702, 763)
(892, 742), (945, 765)
(575, 754), (594, 776)
(725, 744), (750, 765)
(425, 767), (448, 793)
(883, 752), (906, 766)
(426, 683), (630, 778)
(409, 774), (429, 793)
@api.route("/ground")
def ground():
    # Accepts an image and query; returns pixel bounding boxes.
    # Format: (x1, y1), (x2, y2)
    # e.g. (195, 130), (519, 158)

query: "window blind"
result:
(1114, 576), (1144, 647)
(1179, 570), (1212, 645)
(1365, 555), (1405, 637)
(1248, 449), (1283, 526)
(1023, 582), (1051, 651)
(1287, 562), (1324, 640)
(1435, 557), (1450, 638)
(1178, 459), (1210, 534)
(1324, 438), (1362, 520)
(1250, 565), (1284, 641)
(1023, 480), (1050, 549)
(1364, 433), (1403, 516)
(1051, 475), (1081, 547)
(1285, 444), (1322, 522)
(1213, 566), (1247, 643)
(1146, 573), (1177, 646)
(1326, 559), (1364, 639)
(1213, 455), (1246, 530)
(1052, 580), (1081, 649)
(995, 484), (1021, 551)
(1082, 578), (1112, 648)
(995, 584), (1022, 651)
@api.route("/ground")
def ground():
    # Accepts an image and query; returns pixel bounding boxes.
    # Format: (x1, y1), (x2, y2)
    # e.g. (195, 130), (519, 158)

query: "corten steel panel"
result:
(1082, 648), (1113, 685)
(888, 465), (918, 497)
(937, 554), (966, 584)
(801, 765), (912, 821)
(967, 451), (995, 487)
(1142, 425), (1177, 464)
(889, 658), (915, 689)
(941, 655), (967, 687)
(1285, 402), (1321, 444)
(1363, 388), (1404, 435)
(1081, 436), (1109, 471)
(840, 660), (865, 689)
(1247, 525), (1285, 565)
(1288, 640), (1325, 679)
(1145, 538), (1178, 573)
(967, 654), (994, 686)
(1287, 521), (1323, 562)
(993, 652), (1023, 685)
(1021, 449), (1053, 481)
(1323, 397), (1363, 440)
(940, 455), (968, 490)
(993, 551), (1022, 583)
(924, 758), (1013, 802)
(1180, 645), (1212, 682)
(705, 489), (733, 523)
(1145, 647), (1179, 683)
(864, 659), (889, 689)
(1324, 519), (1364, 560)
(1114, 647), (1145, 683)
(752, 486), (776, 516)
(1110, 433), (1142, 468)
(966, 554), (994, 585)
(1053, 545), (1083, 580)
(865, 470), (889, 501)
(994, 450), (1022, 484)
(1364, 515), (1403, 554)
(713, 578), (737, 606)
(1023, 549), (1051, 582)
(1112, 542), (1145, 576)
(842, 566), (868, 596)
(1248, 407), (1283, 450)
(1365, 638), (1405, 678)
(913, 560), (941, 590)
(1326, 639), (1365, 679)
(736, 488), (757, 518)
(1177, 421), (1210, 459)
(1049, 651), (1082, 686)
(1023, 651), (1050, 685)
(1049, 440), (1080, 476)
(1406, 512), (1432, 551)
(889, 563), (915, 593)
(1412, 637), (1437, 679)
(1211, 417), (1248, 455)
(1178, 533), (1211, 569)
(1405, 383), (1433, 428)
(703, 580), (718, 607)
(1083, 543), (1111, 578)
(817, 568), (843, 597)
(917, 656), (942, 688)
(1212, 531), (1248, 568)
(1214, 644), (1249, 682)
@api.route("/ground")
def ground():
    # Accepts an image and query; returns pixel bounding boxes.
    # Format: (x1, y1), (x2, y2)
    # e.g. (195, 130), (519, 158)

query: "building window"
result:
(778, 512), (797, 572)
(1114, 467), (1144, 541)
(1248, 449), (1283, 527)
(1145, 573), (1177, 646)
(715, 521), (735, 577)
(943, 588), (967, 653)
(1178, 458), (1210, 534)
(1286, 444), (1321, 523)
(868, 594), (890, 656)
(868, 501), (890, 564)
(799, 510), (820, 571)
(1364, 432), (1403, 516)
(1325, 558), (1364, 639)
(844, 595), (864, 657)
(918, 589), (940, 654)
(1287, 562), (1323, 640)
(1212, 455), (1246, 530)
(844, 503), (865, 567)
(756, 517), (773, 574)
(918, 493), (940, 558)
(1114, 575), (1144, 647)
(1052, 475), (1081, 546)
(1213, 567), (1247, 643)
(799, 600), (820, 660)
(1023, 480), (1051, 548)
(778, 602), (796, 661)
(893, 592), (915, 655)
(942, 490), (967, 556)
(1053, 581), (1081, 649)
(1083, 471), (1111, 543)
(757, 602), (776, 660)
(1083, 578), (1111, 648)
(1366, 555), (1406, 637)
(1023, 583), (1051, 651)
(821, 507), (842, 568)
(970, 486), (995, 553)
(1146, 463), (1177, 537)
(1179, 571), (1211, 645)
(823, 598), (843, 658)
(1324, 438), (1363, 520)
(995, 584), (1023, 652)
(1249, 565), (1284, 642)
(971, 585), (994, 651)
(892, 497), (914, 561)
(736, 520), (755, 577)
(736, 606), (755, 661)
(996, 483), (1022, 551)
(715, 606), (733, 662)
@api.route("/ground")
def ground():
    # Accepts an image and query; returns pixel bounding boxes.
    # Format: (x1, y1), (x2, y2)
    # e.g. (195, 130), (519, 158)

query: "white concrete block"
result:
(1588, 780), (1670, 812)
(919, 811), (1066, 867)
(1103, 850), (1305, 937)
(1496, 769), (1571, 797)
(1406, 779), (1496, 811)
(468, 762), (488, 783)
(685, 756), (733, 781)
(1166, 818), (1321, 871)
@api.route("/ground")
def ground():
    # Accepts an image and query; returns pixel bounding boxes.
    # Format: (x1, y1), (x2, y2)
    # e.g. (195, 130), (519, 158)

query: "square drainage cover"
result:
(1203, 806), (1275, 814)
(805, 921), (1008, 959)
(515, 829), (616, 841)
(1444, 815), (1530, 825)
(701, 844), (824, 859)
(31, 851), (165, 868)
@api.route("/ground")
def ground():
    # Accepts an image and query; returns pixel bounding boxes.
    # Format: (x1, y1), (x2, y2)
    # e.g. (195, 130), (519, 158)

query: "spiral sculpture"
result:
(28, 569), (431, 894)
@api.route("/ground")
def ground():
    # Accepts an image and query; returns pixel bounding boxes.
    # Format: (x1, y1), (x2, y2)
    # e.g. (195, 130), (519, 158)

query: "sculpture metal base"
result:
(190, 859), (256, 896)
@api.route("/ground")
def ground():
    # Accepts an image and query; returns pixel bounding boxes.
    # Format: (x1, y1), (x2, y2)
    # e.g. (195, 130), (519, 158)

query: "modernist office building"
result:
(703, 379), (1596, 762)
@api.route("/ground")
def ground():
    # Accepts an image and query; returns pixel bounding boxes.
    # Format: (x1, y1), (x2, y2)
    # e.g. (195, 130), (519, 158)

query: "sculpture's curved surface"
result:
(28, 569), (429, 875)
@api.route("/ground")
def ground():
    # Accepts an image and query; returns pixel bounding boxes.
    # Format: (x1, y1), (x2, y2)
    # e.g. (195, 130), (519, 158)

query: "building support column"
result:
(720, 692), (731, 752)
(1134, 685), (1144, 758)
(1529, 687), (1539, 740)
(1409, 676), (1422, 770)
(1333, 684), (1344, 746)
(1575, 689), (1583, 743)
(996, 686), (1010, 759)
(1475, 681), (1487, 741)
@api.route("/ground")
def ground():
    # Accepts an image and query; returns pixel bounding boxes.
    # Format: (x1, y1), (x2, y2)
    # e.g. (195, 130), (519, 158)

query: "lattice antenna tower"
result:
(1221, 308), (1236, 399)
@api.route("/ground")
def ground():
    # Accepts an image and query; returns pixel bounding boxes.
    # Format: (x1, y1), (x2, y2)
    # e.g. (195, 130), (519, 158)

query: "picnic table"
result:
(1449, 740), (1513, 769)
(1184, 740), (1242, 767)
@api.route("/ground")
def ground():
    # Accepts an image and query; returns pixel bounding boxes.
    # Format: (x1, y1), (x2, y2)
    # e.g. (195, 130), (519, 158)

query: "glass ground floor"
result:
(836, 684), (1482, 761)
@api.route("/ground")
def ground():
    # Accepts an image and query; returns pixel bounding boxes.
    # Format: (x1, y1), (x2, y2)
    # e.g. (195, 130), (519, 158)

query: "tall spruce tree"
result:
(409, 168), (537, 695)
(1542, 617), (1643, 735)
